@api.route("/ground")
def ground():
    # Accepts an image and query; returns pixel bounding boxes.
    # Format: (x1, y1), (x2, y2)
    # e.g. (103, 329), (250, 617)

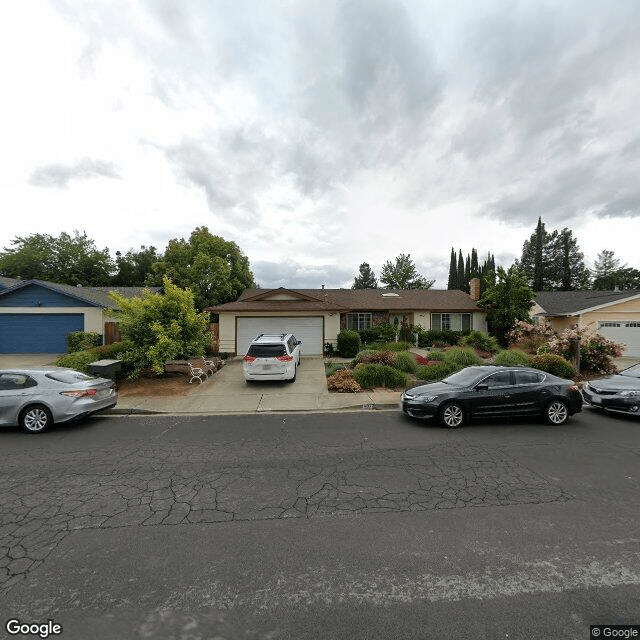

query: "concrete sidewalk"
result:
(110, 356), (402, 416)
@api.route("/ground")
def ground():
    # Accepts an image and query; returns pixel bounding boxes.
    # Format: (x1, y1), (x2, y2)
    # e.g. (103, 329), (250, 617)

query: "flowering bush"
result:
(546, 326), (622, 374)
(327, 368), (362, 392)
(510, 320), (623, 375)
(507, 320), (555, 354)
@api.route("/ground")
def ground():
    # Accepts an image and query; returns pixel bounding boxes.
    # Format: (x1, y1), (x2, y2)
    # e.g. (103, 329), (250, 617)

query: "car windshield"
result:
(247, 344), (287, 357)
(441, 368), (486, 386)
(45, 371), (96, 384)
(619, 363), (640, 378)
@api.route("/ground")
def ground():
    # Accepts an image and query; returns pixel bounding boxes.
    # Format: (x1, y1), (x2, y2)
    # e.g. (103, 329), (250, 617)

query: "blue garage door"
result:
(0, 314), (84, 353)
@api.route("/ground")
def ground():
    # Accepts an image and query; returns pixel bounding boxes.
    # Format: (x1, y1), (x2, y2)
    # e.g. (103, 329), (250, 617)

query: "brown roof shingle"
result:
(207, 287), (480, 312)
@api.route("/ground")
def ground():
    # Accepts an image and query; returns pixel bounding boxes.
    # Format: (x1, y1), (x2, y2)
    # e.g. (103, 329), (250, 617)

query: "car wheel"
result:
(19, 405), (53, 434)
(439, 402), (465, 428)
(546, 400), (569, 425)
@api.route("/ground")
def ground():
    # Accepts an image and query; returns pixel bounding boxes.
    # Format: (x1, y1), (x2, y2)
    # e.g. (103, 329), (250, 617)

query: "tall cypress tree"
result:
(447, 248), (458, 289)
(471, 248), (479, 278)
(457, 250), (465, 290)
(463, 254), (471, 293)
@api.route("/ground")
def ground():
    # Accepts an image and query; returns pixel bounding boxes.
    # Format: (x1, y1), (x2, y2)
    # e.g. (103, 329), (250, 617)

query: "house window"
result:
(431, 313), (472, 332)
(347, 313), (372, 330)
(599, 321), (621, 328)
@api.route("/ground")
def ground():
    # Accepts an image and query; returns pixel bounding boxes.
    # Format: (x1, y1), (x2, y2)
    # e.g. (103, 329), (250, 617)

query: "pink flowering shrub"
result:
(544, 326), (623, 375)
(509, 320), (622, 374)
(507, 320), (555, 353)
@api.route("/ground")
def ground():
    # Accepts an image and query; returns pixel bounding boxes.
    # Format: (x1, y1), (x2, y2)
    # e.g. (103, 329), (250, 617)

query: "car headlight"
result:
(415, 395), (438, 402)
(618, 390), (640, 397)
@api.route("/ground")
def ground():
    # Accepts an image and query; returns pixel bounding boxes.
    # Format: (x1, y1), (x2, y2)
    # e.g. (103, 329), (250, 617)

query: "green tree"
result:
(551, 228), (591, 290)
(592, 250), (620, 281)
(447, 248), (458, 290)
(477, 266), (534, 346)
(379, 254), (434, 289)
(112, 245), (161, 287)
(149, 227), (255, 309)
(109, 277), (210, 377)
(352, 262), (378, 289)
(457, 250), (465, 289)
(593, 267), (640, 290)
(518, 217), (557, 290)
(0, 230), (113, 285)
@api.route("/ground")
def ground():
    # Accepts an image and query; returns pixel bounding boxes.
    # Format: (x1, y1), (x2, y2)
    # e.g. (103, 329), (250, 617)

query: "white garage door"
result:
(237, 317), (324, 355)
(598, 321), (640, 357)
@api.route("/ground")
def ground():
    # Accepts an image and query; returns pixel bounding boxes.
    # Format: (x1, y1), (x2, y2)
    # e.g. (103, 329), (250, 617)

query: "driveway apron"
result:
(185, 356), (330, 413)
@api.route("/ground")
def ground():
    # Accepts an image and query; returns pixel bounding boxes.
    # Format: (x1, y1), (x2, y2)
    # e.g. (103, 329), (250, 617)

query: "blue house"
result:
(0, 279), (155, 354)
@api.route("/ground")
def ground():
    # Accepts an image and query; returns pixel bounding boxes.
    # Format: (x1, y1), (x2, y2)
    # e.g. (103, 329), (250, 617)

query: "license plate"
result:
(591, 396), (601, 405)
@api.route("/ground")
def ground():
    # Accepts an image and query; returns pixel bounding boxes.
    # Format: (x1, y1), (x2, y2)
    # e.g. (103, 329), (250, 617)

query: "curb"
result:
(104, 403), (401, 416)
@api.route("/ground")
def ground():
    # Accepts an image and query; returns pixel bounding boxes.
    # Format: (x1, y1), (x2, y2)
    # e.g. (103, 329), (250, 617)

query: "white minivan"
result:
(243, 333), (302, 382)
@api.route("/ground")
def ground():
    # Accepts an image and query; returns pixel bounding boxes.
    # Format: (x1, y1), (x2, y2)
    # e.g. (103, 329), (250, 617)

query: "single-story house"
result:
(206, 280), (486, 356)
(0, 279), (157, 353)
(532, 290), (640, 357)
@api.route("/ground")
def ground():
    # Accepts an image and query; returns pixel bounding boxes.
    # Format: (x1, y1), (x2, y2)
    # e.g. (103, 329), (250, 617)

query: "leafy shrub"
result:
(352, 363), (408, 389)
(67, 331), (102, 353)
(109, 277), (210, 378)
(325, 362), (347, 377)
(357, 322), (398, 344)
(459, 331), (500, 353)
(416, 362), (462, 381)
(414, 329), (467, 348)
(393, 351), (418, 374)
(337, 330), (361, 358)
(493, 349), (530, 366)
(443, 346), (482, 367)
(55, 350), (100, 374)
(425, 349), (446, 361)
(91, 340), (133, 359)
(528, 354), (577, 379)
(327, 368), (362, 392)
(367, 340), (411, 352)
(352, 350), (396, 367)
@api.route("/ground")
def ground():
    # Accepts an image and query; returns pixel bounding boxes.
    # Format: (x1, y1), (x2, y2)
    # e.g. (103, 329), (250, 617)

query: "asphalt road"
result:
(1, 408), (639, 640)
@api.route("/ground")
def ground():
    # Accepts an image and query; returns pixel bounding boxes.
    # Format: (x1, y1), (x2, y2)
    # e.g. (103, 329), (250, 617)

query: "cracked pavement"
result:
(0, 438), (570, 593)
(1, 411), (639, 639)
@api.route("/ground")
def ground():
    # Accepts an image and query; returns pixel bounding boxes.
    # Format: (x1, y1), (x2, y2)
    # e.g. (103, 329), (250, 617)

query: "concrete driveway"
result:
(0, 354), (62, 368)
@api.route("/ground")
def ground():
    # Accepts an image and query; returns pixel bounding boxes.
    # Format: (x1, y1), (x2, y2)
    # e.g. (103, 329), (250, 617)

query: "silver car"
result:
(0, 368), (118, 434)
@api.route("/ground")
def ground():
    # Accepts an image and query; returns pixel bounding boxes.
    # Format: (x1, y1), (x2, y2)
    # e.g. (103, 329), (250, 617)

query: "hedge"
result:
(352, 364), (408, 389)
(493, 349), (530, 366)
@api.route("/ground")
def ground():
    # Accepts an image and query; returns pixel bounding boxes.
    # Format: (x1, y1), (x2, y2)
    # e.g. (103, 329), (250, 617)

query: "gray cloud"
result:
(253, 260), (354, 290)
(29, 158), (120, 188)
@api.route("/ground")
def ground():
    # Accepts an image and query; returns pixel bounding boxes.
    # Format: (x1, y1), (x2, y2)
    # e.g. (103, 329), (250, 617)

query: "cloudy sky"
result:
(1, 0), (639, 289)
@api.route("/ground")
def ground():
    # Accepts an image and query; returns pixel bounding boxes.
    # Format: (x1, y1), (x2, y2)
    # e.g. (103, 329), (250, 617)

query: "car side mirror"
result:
(475, 384), (489, 391)
(296, 340), (303, 345)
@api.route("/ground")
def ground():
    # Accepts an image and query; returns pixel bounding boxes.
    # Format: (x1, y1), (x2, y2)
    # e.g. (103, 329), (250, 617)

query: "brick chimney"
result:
(470, 277), (481, 301)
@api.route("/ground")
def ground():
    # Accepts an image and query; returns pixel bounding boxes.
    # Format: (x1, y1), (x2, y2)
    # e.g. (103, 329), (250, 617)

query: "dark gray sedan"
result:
(0, 368), (117, 434)
(401, 365), (582, 428)
(582, 363), (640, 416)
